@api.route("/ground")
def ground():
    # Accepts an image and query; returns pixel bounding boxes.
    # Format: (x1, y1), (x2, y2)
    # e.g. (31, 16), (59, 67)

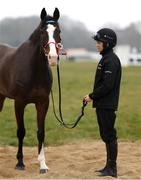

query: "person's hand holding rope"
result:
(83, 95), (92, 104)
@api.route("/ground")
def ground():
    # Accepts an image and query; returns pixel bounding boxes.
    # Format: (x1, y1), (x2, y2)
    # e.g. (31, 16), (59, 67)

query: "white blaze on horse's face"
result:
(47, 24), (58, 66)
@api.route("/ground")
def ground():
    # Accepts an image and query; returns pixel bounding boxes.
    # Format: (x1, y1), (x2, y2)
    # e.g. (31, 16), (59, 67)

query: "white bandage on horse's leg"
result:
(38, 144), (49, 170)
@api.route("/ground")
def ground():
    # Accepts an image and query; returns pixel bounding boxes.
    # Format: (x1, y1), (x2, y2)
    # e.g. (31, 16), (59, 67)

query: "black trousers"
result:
(96, 108), (117, 143)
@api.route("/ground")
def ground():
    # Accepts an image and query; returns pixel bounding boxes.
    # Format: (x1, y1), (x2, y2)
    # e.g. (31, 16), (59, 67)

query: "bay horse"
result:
(0, 8), (61, 173)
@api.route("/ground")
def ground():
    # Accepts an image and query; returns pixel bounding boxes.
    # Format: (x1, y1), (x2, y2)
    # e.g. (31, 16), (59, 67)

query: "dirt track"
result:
(0, 140), (141, 179)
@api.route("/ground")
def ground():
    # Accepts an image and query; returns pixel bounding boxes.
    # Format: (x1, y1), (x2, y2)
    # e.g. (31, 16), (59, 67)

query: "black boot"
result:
(96, 143), (110, 173)
(100, 160), (117, 177)
(100, 140), (118, 178)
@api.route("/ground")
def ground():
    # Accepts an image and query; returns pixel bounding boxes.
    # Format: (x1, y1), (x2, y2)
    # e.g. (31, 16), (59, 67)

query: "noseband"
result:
(43, 42), (66, 56)
(44, 41), (62, 49)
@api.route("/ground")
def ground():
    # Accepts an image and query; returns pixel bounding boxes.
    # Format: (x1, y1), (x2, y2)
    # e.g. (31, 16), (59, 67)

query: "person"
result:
(83, 28), (122, 178)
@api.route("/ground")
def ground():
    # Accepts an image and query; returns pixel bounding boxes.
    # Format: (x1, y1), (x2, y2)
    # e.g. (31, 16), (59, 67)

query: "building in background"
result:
(67, 46), (141, 66)
(115, 45), (141, 66)
(67, 48), (100, 62)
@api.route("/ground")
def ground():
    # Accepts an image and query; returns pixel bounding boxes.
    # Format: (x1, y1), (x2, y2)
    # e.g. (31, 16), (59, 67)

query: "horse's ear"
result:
(53, 8), (60, 21)
(40, 8), (47, 21)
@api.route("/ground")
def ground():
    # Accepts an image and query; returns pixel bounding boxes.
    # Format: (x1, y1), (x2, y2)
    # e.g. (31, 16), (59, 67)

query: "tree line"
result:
(0, 15), (141, 52)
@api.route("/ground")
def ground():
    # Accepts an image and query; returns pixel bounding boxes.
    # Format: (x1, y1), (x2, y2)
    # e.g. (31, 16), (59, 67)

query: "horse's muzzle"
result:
(48, 55), (58, 66)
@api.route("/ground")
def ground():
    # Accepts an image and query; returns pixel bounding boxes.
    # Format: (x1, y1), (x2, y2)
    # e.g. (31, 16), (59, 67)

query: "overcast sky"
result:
(0, 0), (141, 31)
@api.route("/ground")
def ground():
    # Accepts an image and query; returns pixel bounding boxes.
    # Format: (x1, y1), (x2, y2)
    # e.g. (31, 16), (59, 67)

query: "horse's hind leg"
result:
(36, 101), (49, 173)
(14, 100), (26, 170)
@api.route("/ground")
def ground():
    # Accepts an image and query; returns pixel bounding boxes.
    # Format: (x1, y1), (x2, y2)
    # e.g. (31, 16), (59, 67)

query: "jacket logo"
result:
(97, 63), (102, 69)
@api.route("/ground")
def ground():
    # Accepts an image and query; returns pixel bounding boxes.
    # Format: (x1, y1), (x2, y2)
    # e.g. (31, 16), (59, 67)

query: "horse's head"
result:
(40, 8), (62, 66)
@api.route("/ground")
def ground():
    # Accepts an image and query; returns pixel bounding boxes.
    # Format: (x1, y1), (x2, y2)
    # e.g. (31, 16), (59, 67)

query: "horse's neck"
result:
(27, 26), (46, 67)
(29, 25), (47, 62)
(31, 44), (49, 77)
(15, 26), (48, 82)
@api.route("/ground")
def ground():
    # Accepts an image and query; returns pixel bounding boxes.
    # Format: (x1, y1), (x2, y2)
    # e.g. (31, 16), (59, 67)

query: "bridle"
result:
(43, 41), (66, 56)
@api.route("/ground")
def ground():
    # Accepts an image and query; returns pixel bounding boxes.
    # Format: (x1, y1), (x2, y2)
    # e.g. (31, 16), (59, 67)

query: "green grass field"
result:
(0, 61), (141, 146)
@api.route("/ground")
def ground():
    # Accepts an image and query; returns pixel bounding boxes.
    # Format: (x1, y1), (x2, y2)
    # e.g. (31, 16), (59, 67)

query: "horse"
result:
(0, 7), (62, 173)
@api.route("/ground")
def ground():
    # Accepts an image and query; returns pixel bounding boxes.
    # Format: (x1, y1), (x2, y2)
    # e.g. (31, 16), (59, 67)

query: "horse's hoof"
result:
(15, 163), (25, 170)
(40, 169), (48, 174)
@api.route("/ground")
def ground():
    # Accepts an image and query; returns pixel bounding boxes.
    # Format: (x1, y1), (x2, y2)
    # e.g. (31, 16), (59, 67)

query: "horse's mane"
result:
(28, 23), (41, 43)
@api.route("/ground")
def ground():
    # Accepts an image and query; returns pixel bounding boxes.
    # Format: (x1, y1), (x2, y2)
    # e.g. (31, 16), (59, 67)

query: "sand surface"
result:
(0, 140), (141, 179)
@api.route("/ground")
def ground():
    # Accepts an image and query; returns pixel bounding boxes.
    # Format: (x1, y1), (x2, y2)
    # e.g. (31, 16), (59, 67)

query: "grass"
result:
(0, 61), (141, 146)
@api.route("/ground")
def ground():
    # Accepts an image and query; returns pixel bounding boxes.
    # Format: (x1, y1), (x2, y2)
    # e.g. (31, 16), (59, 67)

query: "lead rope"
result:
(51, 56), (87, 129)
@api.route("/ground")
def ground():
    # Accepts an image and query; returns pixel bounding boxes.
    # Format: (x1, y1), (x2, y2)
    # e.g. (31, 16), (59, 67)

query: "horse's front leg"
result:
(14, 100), (26, 170)
(36, 101), (49, 173)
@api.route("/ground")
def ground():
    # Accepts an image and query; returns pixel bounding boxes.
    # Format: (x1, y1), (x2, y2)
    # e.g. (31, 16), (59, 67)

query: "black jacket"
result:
(89, 49), (121, 110)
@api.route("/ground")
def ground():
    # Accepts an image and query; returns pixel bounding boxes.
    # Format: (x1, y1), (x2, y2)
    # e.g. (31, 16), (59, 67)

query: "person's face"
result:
(95, 41), (104, 53)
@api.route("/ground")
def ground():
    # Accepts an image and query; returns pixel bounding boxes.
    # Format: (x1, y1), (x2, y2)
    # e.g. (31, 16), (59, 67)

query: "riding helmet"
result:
(92, 28), (117, 48)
